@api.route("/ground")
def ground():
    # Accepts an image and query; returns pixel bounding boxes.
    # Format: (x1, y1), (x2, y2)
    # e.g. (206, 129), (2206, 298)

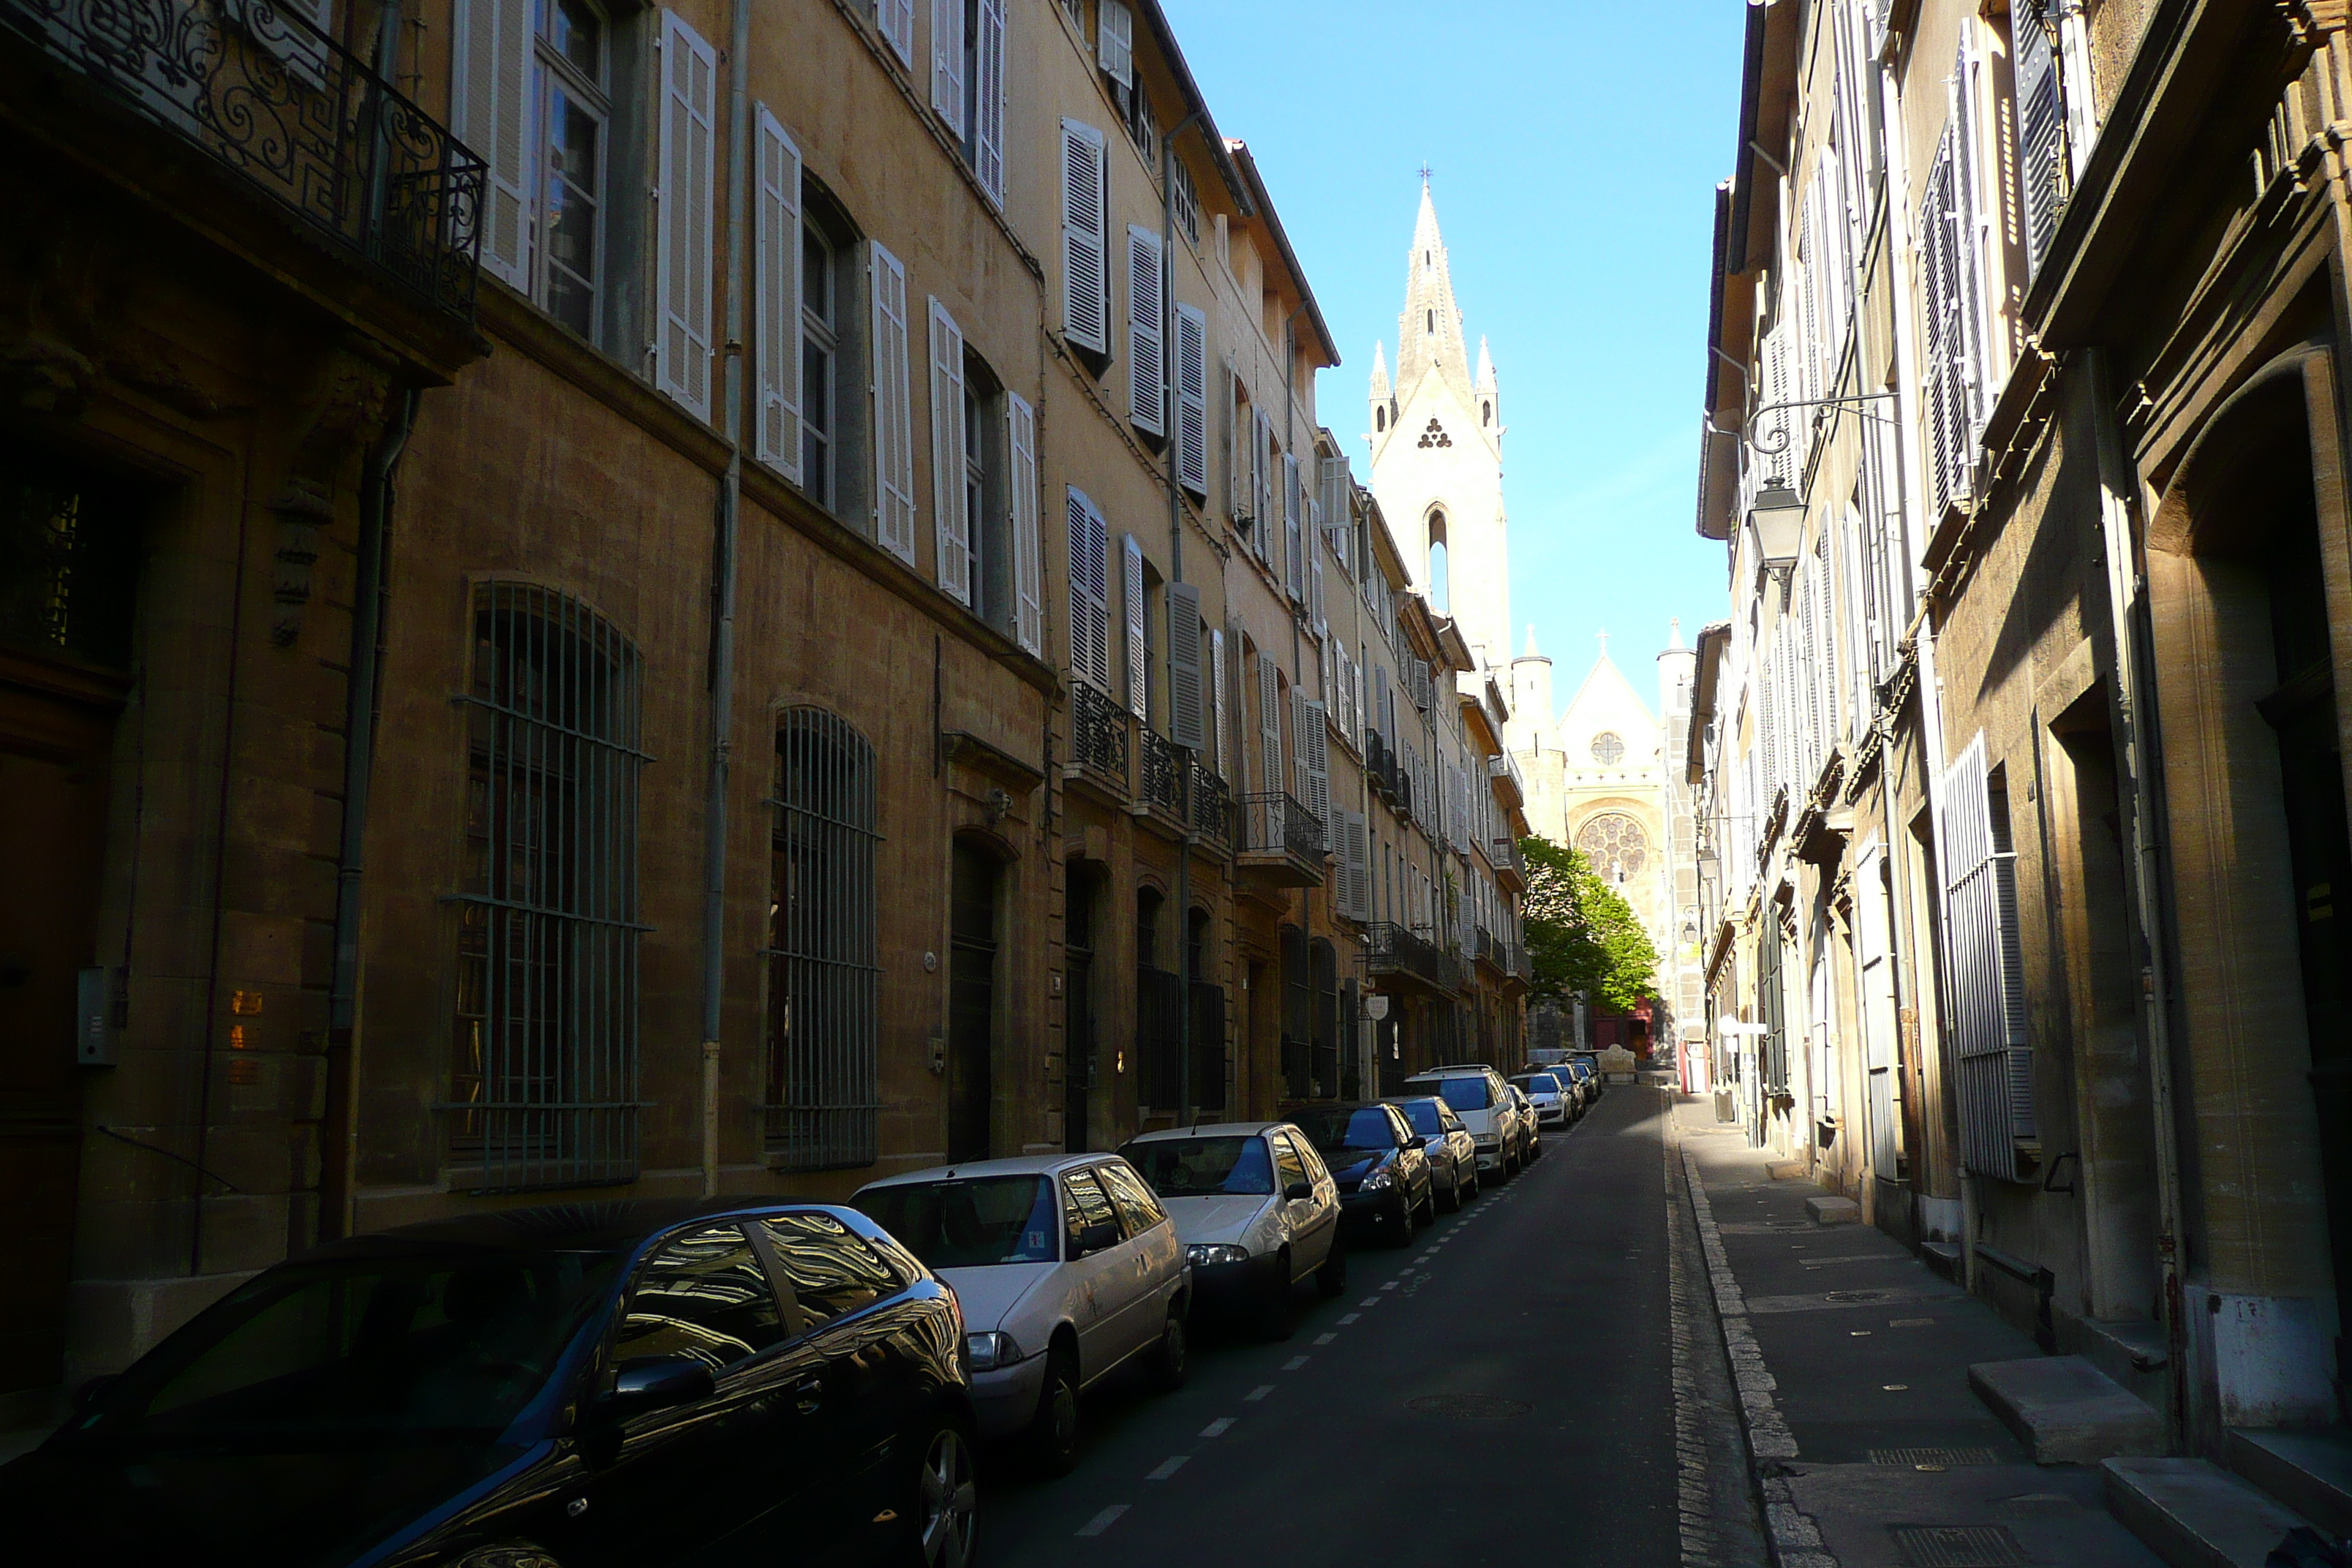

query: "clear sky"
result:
(1161, 0), (1746, 720)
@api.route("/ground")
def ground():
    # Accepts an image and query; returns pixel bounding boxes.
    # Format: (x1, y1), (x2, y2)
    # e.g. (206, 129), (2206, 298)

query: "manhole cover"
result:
(1405, 1395), (1532, 1420)
(1888, 1524), (2029, 1567)
(1824, 1289), (1886, 1302)
(1869, 1447), (2002, 1466)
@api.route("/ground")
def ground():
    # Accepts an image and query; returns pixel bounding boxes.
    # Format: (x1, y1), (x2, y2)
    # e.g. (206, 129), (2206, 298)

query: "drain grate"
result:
(1869, 1447), (2003, 1466)
(1824, 1289), (1887, 1302)
(1888, 1524), (2029, 1566)
(1405, 1395), (1532, 1420)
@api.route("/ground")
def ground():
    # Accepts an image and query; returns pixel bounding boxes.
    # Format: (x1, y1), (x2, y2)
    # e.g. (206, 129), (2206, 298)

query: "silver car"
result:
(854, 1153), (1188, 1473)
(1120, 1122), (1344, 1337)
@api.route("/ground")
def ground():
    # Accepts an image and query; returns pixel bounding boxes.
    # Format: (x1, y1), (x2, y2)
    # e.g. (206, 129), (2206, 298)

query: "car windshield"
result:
(1391, 1100), (1445, 1137)
(854, 1177), (1059, 1269)
(1425, 1077), (1493, 1111)
(1514, 1074), (1561, 1094)
(1292, 1108), (1397, 1153)
(80, 1250), (625, 1444)
(1118, 1137), (1274, 1196)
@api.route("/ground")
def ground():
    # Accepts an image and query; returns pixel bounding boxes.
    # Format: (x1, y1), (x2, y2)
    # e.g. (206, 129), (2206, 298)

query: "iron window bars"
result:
(450, 581), (647, 1192)
(1, 0), (486, 321)
(763, 708), (881, 1170)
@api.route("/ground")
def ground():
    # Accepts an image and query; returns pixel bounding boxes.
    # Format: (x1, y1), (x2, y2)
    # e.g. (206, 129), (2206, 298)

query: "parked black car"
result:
(1383, 1095), (1480, 1210)
(1290, 1103), (1436, 1245)
(1, 1199), (979, 1568)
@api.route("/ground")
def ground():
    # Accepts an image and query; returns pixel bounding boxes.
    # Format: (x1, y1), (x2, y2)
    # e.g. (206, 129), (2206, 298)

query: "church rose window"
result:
(1589, 731), (1625, 766)
(1416, 418), (1451, 449)
(1577, 812), (1647, 885)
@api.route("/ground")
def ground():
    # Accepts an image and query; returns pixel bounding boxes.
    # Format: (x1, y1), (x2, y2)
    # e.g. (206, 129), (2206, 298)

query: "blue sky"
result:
(1163, 0), (1746, 717)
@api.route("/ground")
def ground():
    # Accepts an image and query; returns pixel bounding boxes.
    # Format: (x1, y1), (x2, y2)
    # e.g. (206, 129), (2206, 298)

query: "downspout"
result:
(1164, 110), (1202, 1127)
(699, 0), (752, 1198)
(2084, 347), (2188, 1447)
(328, 385), (418, 1240)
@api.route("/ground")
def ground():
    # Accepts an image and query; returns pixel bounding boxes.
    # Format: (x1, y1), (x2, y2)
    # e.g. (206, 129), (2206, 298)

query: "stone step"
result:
(1969, 1354), (2168, 1463)
(2103, 1455), (2316, 1568)
(2225, 1426), (2352, 1542)
(1804, 1194), (1860, 1226)
(2076, 1316), (2172, 1427)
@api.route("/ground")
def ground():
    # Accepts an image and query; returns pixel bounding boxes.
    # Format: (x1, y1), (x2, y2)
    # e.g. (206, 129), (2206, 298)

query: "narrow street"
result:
(984, 1086), (1708, 1564)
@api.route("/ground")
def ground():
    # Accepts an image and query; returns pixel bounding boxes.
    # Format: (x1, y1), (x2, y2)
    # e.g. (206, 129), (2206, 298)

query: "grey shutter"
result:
(1060, 121), (1109, 353)
(1128, 227), (1165, 434)
(930, 0), (965, 135)
(1209, 627), (1228, 777)
(1283, 452), (1303, 600)
(869, 241), (916, 561)
(1169, 582), (1203, 750)
(1855, 838), (1901, 1178)
(1007, 394), (1041, 653)
(929, 299), (971, 603)
(1096, 0), (1133, 86)
(1935, 734), (2034, 1181)
(1289, 687), (1311, 811)
(973, 0), (1006, 203)
(1068, 487), (1111, 691)
(1252, 410), (1271, 554)
(1303, 698), (1330, 851)
(2014, 0), (2065, 277)
(656, 10), (718, 421)
(1175, 304), (1208, 494)
(452, 0), (529, 289)
(752, 107), (802, 480)
(877, 0), (913, 63)
(1123, 532), (1147, 720)
(1258, 652), (1283, 804)
(1221, 361), (1243, 518)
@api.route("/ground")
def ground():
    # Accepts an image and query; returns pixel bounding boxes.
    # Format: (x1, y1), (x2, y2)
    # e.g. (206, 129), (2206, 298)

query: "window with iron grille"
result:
(451, 582), (647, 1192)
(764, 708), (881, 1169)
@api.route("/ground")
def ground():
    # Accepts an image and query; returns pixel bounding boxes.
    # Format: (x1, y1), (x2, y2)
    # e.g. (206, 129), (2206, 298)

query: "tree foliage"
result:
(1520, 834), (1659, 1014)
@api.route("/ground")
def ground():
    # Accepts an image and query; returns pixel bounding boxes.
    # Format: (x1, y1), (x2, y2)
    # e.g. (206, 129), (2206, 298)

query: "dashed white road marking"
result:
(1338, 1313), (1360, 1324)
(1380, 1280), (1400, 1290)
(1076, 1504), (1128, 1537)
(1145, 1455), (1188, 1480)
(1245, 1384), (1274, 1401)
(1281, 1355), (1309, 1371)
(1358, 1297), (1382, 1307)
(1199, 1417), (1235, 1438)
(1313, 1333), (1337, 1345)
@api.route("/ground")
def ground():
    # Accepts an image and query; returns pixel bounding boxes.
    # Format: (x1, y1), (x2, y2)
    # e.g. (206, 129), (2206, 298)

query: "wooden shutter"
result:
(930, 0), (965, 135)
(1128, 227), (1165, 434)
(2013, 0), (2065, 278)
(928, 299), (970, 603)
(752, 107), (802, 481)
(1283, 452), (1303, 600)
(1123, 532), (1147, 720)
(1258, 653), (1283, 803)
(877, 0), (913, 64)
(1311, 550), (1326, 636)
(869, 241), (916, 562)
(1289, 688), (1312, 815)
(1169, 582), (1203, 750)
(1251, 411), (1271, 551)
(1007, 393), (1041, 654)
(1209, 628), (1229, 778)
(656, 10), (718, 421)
(1305, 701), (1330, 851)
(1097, 0), (1133, 86)
(452, 0), (529, 289)
(1175, 304), (1208, 494)
(1935, 734), (2035, 1181)
(973, 0), (1006, 205)
(1067, 487), (1111, 691)
(1855, 838), (1902, 1177)
(1222, 363), (1243, 518)
(1348, 810), (1373, 921)
(1060, 121), (1109, 353)
(1950, 41), (1993, 437)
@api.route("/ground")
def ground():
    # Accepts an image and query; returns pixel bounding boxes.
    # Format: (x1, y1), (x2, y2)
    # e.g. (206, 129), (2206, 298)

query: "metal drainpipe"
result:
(1164, 110), (1202, 1128)
(698, 0), (753, 1198)
(2084, 346), (2188, 1447)
(328, 385), (417, 1240)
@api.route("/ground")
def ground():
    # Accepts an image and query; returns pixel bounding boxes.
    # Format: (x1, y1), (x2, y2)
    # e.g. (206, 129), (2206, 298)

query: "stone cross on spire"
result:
(1597, 629), (1610, 660)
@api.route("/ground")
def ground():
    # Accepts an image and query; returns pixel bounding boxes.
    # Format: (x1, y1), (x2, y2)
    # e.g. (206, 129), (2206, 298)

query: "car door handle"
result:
(790, 1376), (824, 1414)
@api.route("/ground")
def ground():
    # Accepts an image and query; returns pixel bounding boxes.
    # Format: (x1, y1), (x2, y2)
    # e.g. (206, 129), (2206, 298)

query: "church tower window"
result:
(1428, 510), (1449, 616)
(1375, 407), (1386, 431)
(1482, 401), (1493, 426)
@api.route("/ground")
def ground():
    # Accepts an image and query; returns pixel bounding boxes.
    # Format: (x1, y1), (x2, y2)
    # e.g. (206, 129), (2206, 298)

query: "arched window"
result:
(1427, 510), (1450, 617)
(1375, 407), (1387, 431)
(766, 707), (881, 1169)
(1576, 812), (1648, 886)
(1482, 400), (1493, 426)
(1426, 309), (1434, 333)
(453, 582), (644, 1189)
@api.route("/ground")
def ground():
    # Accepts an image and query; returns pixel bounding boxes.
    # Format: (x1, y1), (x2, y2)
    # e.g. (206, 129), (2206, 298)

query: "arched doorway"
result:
(948, 840), (1003, 1162)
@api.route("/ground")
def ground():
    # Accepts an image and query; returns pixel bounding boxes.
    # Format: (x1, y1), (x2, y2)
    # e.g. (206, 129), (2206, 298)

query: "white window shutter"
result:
(655, 10), (718, 421)
(1283, 452), (1302, 600)
(1123, 532), (1147, 720)
(1209, 627), (1228, 778)
(1258, 654), (1282, 802)
(1067, 487), (1110, 691)
(752, 107), (802, 481)
(869, 241), (916, 562)
(1169, 581), (1203, 750)
(930, 0), (965, 135)
(452, 0), (530, 289)
(973, 0), (1006, 205)
(2014, 0), (2065, 279)
(878, 0), (914, 64)
(1097, 0), (1133, 86)
(1060, 121), (1109, 353)
(1936, 734), (2035, 1180)
(1128, 227), (1165, 434)
(1289, 688), (1312, 811)
(1222, 362), (1243, 518)
(1251, 410), (1271, 549)
(1175, 304), (1208, 494)
(1311, 551), (1326, 636)
(1305, 700), (1330, 851)
(928, 299), (970, 603)
(1007, 393), (1041, 654)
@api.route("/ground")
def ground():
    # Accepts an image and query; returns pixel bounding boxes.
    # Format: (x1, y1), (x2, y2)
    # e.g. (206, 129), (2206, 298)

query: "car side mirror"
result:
(602, 1354), (715, 1416)
(1284, 1180), (1312, 1202)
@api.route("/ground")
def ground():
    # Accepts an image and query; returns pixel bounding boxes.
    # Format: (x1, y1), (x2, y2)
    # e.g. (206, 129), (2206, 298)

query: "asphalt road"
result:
(981, 1085), (1680, 1564)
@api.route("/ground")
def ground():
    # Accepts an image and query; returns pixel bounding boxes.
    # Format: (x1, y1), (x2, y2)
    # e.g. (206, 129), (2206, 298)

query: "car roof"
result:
(1403, 1066), (1496, 1079)
(1123, 1122), (1291, 1142)
(856, 1152), (1125, 1189)
(313, 1196), (842, 1259)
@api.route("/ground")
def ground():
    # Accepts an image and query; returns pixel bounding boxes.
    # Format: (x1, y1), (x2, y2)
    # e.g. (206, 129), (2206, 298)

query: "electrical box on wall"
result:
(76, 966), (116, 1066)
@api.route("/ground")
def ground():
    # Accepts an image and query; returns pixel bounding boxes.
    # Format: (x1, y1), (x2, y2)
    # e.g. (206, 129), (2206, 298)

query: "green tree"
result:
(1520, 834), (1659, 1014)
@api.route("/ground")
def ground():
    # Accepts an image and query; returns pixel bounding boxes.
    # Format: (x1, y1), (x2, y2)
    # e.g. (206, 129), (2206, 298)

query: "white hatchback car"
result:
(1118, 1123), (1345, 1336)
(853, 1153), (1188, 1472)
(1402, 1064), (1527, 1177)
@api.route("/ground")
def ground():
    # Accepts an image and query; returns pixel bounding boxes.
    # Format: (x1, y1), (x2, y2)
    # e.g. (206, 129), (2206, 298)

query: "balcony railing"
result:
(1365, 921), (1460, 993)
(1489, 834), (1527, 889)
(1071, 681), (1129, 789)
(1237, 791), (1322, 866)
(1475, 926), (1501, 971)
(1188, 761), (1229, 844)
(1488, 748), (1526, 806)
(1509, 943), (1533, 983)
(4, 0), (486, 321)
(1139, 728), (1186, 818)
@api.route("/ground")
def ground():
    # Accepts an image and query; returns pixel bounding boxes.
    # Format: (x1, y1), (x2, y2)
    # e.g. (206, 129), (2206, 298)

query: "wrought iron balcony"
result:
(1365, 921), (1459, 994)
(1069, 680), (1129, 793)
(1509, 942), (1533, 984)
(3, 0), (486, 322)
(1474, 926), (1503, 975)
(1489, 834), (1528, 892)
(1488, 748), (1526, 808)
(1139, 728), (1186, 819)
(1188, 761), (1230, 845)
(1234, 791), (1322, 887)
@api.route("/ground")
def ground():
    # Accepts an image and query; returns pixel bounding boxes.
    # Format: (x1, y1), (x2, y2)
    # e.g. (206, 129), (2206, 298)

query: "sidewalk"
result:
(1670, 1093), (2165, 1568)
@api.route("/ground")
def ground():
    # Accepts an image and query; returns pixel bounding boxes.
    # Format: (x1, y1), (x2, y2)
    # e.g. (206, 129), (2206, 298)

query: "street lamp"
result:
(1747, 484), (1803, 584)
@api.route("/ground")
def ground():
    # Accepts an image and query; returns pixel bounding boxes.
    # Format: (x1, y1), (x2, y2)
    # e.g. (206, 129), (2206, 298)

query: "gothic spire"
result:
(1397, 181), (1473, 401)
(1369, 339), (1390, 404)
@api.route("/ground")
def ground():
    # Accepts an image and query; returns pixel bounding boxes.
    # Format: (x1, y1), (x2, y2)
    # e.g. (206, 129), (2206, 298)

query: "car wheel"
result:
(1030, 1343), (1082, 1477)
(1463, 1168), (1480, 1202)
(1262, 1251), (1297, 1341)
(1439, 1169), (1462, 1213)
(1150, 1307), (1189, 1391)
(1393, 1192), (1417, 1247)
(1315, 1237), (1348, 1297)
(897, 1416), (979, 1567)
(1415, 1182), (1437, 1227)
